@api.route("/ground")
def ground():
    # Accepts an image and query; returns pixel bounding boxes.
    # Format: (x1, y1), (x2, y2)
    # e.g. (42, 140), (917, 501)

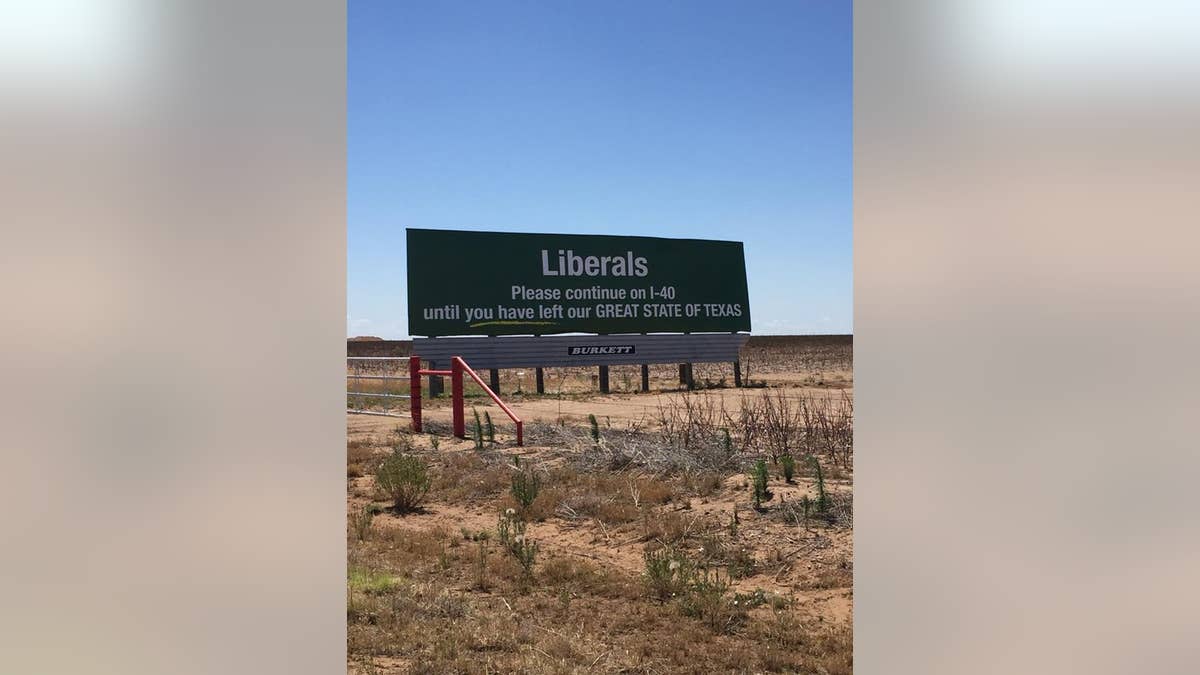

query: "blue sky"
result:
(349, 1), (851, 338)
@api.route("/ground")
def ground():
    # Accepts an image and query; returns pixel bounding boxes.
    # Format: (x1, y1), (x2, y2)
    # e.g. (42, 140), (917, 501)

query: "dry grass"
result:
(533, 469), (684, 526)
(347, 437), (380, 478)
(526, 387), (852, 475)
(431, 452), (510, 503)
(348, 550), (852, 674)
(347, 337), (853, 673)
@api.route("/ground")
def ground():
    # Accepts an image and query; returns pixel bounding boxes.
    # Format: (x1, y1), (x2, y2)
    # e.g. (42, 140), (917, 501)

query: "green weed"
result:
(375, 453), (431, 513)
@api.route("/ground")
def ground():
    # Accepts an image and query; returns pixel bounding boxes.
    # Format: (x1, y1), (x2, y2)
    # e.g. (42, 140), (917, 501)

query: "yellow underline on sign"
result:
(468, 320), (559, 328)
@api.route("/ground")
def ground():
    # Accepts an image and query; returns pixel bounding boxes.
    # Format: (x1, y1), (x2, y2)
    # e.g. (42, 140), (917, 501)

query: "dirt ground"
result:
(347, 336), (853, 674)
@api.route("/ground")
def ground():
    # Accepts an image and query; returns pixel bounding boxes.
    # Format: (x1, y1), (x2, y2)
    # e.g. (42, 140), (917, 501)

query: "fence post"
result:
(409, 356), (422, 432)
(451, 357), (465, 439)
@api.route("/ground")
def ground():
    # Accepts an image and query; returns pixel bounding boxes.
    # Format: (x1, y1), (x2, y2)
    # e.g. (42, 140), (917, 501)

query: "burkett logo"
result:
(568, 345), (636, 356)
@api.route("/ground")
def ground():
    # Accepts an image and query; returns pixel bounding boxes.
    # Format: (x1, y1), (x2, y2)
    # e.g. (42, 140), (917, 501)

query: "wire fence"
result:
(348, 356), (851, 420)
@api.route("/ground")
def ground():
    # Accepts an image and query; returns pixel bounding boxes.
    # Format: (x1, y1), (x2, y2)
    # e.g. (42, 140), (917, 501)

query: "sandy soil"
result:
(347, 336), (853, 673)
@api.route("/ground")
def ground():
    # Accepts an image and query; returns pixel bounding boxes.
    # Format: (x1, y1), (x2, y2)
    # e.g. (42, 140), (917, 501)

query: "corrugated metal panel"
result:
(412, 334), (748, 369)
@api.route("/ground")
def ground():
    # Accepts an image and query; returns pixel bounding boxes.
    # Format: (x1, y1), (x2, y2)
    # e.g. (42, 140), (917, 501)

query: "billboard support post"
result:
(451, 359), (465, 438)
(535, 367), (544, 394)
(409, 356), (422, 431)
(733, 360), (743, 388)
(640, 364), (649, 392)
(598, 365), (609, 394)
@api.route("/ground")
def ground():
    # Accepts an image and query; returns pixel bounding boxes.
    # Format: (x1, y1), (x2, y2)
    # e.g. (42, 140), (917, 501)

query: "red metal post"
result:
(455, 356), (524, 447)
(451, 357), (465, 438)
(409, 356), (422, 432)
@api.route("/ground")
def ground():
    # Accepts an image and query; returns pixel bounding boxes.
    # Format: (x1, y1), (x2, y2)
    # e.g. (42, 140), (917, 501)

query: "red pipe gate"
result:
(409, 355), (523, 446)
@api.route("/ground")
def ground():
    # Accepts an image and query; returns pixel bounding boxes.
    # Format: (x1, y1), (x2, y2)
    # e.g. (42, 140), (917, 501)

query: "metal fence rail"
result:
(348, 375), (410, 381)
(348, 355), (525, 446)
(347, 356), (411, 418)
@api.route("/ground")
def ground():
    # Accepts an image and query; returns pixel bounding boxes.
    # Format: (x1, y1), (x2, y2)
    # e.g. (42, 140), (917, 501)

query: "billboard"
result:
(406, 229), (751, 337)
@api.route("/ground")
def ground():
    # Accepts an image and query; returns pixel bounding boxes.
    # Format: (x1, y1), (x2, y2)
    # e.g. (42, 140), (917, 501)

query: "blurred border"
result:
(1, 2), (346, 673)
(6, 2), (1200, 672)
(856, 2), (1199, 673)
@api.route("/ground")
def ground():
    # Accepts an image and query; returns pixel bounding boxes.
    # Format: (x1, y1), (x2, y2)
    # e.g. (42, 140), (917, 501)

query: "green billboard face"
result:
(407, 229), (751, 337)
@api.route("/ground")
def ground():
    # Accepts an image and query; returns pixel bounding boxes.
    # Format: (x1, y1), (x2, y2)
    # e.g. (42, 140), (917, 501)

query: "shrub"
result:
(510, 458), (542, 509)
(350, 504), (380, 542)
(780, 454), (796, 483)
(727, 545), (757, 579)
(588, 414), (600, 443)
(698, 533), (726, 566)
(752, 459), (771, 509)
(679, 567), (742, 633)
(429, 435), (440, 451)
(375, 453), (431, 513)
(484, 411), (495, 444)
(643, 546), (693, 601)
(731, 588), (768, 609)
(472, 408), (484, 450)
(810, 455), (830, 513)
(390, 432), (412, 454)
(497, 508), (538, 579)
